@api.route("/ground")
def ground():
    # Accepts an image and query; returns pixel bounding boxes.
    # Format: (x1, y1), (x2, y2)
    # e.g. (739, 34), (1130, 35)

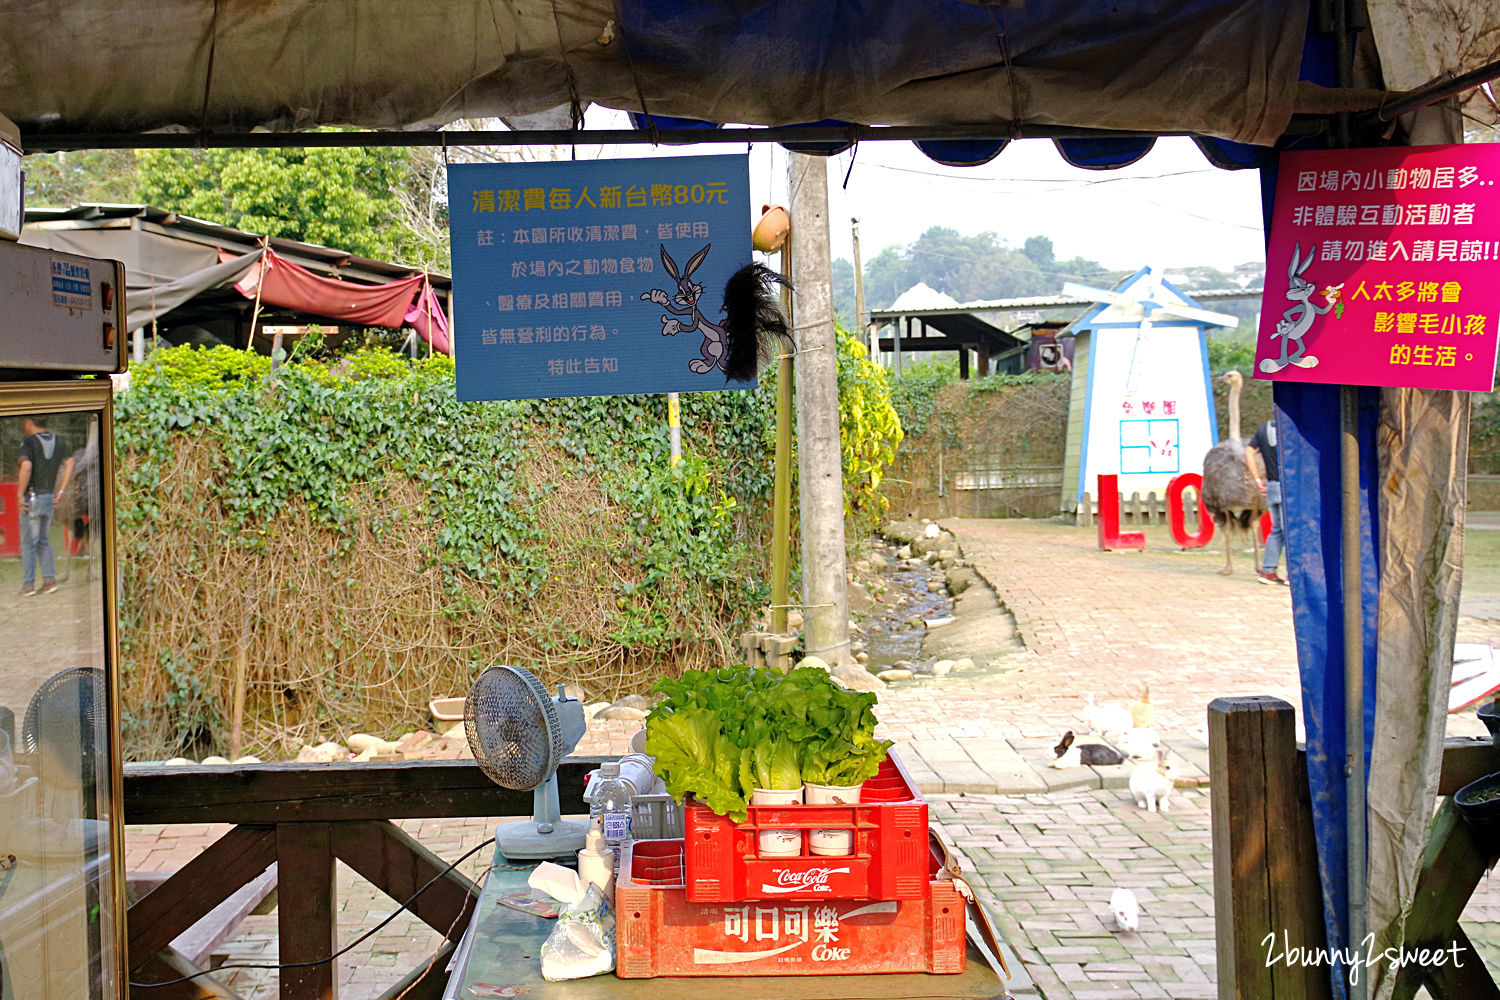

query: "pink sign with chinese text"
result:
(1257, 144), (1500, 392)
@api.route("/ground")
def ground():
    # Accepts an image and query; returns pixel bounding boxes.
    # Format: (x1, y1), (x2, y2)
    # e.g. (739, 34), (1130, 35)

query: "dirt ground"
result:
(0, 538), (105, 741)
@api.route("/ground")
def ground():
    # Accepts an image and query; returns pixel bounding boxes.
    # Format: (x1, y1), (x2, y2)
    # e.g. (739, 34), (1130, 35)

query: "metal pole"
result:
(1331, 1), (1366, 990)
(1342, 389), (1368, 994)
(667, 392), (681, 468)
(770, 242), (794, 636)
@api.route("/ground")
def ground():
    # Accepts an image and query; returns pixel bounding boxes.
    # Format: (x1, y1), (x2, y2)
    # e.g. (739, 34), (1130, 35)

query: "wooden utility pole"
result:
(851, 217), (870, 358)
(788, 154), (850, 665)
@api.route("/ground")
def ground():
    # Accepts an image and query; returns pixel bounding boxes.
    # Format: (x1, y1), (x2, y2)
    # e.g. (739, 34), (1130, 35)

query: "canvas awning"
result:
(2, 0), (1492, 174)
(21, 206), (453, 352)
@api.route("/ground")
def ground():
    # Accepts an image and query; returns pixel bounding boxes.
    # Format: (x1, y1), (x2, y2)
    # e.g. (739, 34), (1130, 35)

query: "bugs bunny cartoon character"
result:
(641, 244), (729, 375)
(1260, 242), (1332, 374)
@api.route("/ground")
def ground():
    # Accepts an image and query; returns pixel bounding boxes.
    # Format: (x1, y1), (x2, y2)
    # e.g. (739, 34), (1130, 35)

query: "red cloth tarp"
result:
(223, 247), (451, 354)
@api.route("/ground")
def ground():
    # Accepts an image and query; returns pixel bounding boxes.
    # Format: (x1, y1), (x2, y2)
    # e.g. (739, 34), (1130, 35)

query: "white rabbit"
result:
(1129, 752), (1178, 813)
(1109, 887), (1140, 932)
(1128, 683), (1153, 729)
(1115, 727), (1160, 760)
(1081, 693), (1134, 737)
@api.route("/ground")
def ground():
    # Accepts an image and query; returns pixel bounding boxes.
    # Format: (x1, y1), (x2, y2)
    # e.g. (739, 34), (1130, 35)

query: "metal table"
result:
(445, 841), (1011, 1000)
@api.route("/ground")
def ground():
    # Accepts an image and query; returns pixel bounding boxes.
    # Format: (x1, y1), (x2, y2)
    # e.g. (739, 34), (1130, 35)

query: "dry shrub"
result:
(119, 436), (745, 761)
(883, 376), (1072, 518)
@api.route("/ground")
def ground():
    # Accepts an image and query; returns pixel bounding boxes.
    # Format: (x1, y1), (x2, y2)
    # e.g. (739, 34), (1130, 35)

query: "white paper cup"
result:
(804, 782), (861, 856)
(751, 786), (804, 856)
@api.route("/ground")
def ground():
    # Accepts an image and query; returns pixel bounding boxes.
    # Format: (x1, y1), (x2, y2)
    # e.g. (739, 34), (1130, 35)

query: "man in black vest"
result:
(18, 415), (73, 596)
(1245, 419), (1285, 586)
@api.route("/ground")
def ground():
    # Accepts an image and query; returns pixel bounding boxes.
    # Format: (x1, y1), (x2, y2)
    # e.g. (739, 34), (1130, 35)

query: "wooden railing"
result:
(1209, 697), (1500, 1000)
(124, 758), (602, 1000)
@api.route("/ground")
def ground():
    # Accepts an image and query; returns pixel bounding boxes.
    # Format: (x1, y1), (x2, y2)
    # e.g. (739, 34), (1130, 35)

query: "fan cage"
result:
(464, 665), (564, 790)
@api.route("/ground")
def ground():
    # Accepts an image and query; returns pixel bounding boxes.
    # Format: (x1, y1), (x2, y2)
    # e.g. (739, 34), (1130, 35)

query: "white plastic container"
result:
(576, 815), (615, 896)
(750, 786), (803, 856)
(803, 782), (861, 856)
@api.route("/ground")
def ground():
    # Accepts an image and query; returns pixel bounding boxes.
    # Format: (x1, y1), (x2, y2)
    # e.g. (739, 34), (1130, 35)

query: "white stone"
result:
(233, 755), (263, 764)
(797, 655), (831, 672)
(855, 651), (870, 664)
(596, 705), (648, 722)
(830, 664), (885, 692)
(896, 545), (913, 560)
(953, 657), (977, 672)
(924, 523), (941, 538)
(200, 755), (231, 765)
(932, 660), (955, 676)
(877, 669), (915, 682)
(164, 757), (194, 766)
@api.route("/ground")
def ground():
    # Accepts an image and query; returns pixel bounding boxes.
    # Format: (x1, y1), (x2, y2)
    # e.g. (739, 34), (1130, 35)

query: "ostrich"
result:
(1200, 370), (1264, 575)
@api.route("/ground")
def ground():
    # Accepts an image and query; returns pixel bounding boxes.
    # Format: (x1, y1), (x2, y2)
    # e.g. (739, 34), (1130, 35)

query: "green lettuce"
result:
(801, 734), (893, 787)
(738, 737), (803, 792)
(644, 665), (892, 816)
(643, 706), (749, 821)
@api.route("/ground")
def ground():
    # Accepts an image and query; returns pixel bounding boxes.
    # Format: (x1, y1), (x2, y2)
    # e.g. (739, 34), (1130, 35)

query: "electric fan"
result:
(20, 666), (106, 793)
(464, 665), (588, 860)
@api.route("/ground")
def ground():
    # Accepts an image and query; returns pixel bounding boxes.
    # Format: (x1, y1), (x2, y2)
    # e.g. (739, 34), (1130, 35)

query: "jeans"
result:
(21, 492), (56, 590)
(1261, 479), (1284, 575)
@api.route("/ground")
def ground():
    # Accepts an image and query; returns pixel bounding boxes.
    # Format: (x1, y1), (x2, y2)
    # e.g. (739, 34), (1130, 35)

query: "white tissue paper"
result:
(527, 861), (584, 906)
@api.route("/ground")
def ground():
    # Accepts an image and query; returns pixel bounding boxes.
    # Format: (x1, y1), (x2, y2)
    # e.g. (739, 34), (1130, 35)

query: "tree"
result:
(135, 145), (416, 263)
(1023, 235), (1055, 268)
(862, 226), (1113, 308)
(830, 257), (855, 324)
(23, 149), (140, 207)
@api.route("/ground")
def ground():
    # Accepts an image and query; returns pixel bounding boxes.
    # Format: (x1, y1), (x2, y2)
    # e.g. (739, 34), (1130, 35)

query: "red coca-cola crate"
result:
(682, 750), (929, 902)
(615, 838), (965, 978)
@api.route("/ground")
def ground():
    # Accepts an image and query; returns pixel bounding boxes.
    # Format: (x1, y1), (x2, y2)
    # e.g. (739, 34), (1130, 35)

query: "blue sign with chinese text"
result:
(449, 154), (753, 401)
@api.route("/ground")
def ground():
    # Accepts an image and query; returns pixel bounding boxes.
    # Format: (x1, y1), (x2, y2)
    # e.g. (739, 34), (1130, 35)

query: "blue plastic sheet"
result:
(1274, 380), (1381, 1000)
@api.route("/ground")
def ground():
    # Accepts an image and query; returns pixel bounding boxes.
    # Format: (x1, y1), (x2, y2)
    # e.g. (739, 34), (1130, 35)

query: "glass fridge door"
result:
(0, 385), (121, 1000)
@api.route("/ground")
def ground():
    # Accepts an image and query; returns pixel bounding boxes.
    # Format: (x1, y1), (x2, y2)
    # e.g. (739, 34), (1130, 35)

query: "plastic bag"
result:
(539, 883), (616, 981)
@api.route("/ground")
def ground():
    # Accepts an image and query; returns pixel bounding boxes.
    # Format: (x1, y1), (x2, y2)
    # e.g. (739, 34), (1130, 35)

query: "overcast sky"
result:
(789, 137), (1268, 274)
(523, 113), (1269, 277)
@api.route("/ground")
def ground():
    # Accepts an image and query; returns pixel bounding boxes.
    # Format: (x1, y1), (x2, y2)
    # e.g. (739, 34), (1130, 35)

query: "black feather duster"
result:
(721, 263), (793, 382)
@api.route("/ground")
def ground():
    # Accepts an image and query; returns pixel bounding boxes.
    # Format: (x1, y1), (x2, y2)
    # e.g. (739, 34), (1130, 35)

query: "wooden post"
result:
(1209, 696), (1329, 1000)
(959, 347), (969, 380)
(278, 822), (337, 1000)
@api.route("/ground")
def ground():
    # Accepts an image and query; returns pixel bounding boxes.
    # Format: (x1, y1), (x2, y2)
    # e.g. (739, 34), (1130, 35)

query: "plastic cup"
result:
(750, 786), (804, 856)
(804, 782), (860, 856)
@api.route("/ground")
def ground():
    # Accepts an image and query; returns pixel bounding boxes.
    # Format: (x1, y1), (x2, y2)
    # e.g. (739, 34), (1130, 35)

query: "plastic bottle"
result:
(591, 761), (634, 851)
(576, 814), (615, 896)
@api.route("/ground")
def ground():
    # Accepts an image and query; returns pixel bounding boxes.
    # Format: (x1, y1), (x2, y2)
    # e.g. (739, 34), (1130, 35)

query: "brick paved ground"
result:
(124, 517), (1500, 999)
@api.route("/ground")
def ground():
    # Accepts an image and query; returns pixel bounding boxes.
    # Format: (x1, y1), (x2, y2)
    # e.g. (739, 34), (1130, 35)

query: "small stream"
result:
(853, 541), (954, 672)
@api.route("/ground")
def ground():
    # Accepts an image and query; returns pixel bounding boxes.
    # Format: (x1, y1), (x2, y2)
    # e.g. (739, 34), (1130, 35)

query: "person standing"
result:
(1245, 418), (1285, 585)
(17, 416), (73, 596)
